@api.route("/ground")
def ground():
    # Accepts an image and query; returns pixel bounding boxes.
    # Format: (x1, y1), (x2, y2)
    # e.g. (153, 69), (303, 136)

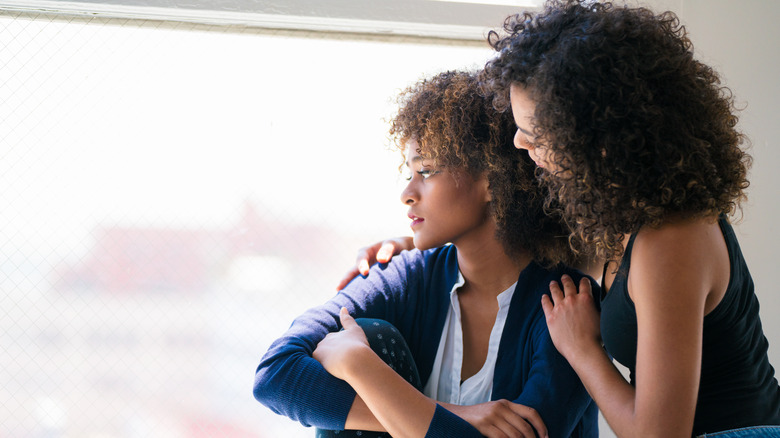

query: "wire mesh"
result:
(0, 11), (492, 437)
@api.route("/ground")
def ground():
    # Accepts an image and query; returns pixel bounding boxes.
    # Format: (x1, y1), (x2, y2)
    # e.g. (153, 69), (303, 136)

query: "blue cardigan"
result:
(254, 245), (598, 437)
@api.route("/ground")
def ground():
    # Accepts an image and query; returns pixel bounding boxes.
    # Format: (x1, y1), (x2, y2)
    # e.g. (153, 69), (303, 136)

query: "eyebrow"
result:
(405, 155), (424, 167)
(517, 125), (534, 137)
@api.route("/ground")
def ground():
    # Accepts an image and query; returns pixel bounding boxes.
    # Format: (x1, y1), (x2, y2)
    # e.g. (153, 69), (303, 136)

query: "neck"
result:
(453, 221), (531, 298)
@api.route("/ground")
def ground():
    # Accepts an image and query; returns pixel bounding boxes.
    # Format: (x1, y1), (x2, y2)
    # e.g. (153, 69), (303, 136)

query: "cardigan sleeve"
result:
(424, 404), (482, 437)
(253, 250), (423, 429)
(508, 274), (598, 438)
(514, 319), (594, 437)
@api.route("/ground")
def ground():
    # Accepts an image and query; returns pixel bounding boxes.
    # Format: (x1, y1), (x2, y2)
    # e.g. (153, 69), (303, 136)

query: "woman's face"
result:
(400, 141), (491, 251)
(509, 84), (561, 173)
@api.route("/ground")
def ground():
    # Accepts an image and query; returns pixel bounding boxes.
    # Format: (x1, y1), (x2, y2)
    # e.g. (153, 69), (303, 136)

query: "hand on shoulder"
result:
(336, 236), (415, 290)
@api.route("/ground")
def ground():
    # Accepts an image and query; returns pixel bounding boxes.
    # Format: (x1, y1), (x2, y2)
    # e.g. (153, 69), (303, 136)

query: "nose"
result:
(514, 129), (531, 151)
(400, 179), (418, 205)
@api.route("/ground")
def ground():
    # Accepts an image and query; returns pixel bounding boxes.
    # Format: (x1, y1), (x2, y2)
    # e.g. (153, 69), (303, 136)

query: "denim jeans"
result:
(315, 318), (422, 438)
(698, 426), (780, 437)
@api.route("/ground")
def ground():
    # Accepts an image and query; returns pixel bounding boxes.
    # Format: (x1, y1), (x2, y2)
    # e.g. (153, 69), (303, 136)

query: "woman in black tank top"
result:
(481, 0), (780, 436)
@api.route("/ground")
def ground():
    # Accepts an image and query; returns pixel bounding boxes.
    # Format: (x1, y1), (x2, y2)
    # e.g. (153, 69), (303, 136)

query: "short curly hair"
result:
(482, 0), (751, 260)
(390, 70), (575, 266)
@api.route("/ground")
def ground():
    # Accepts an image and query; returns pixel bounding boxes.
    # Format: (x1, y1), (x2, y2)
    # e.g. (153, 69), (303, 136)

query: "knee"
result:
(354, 318), (400, 339)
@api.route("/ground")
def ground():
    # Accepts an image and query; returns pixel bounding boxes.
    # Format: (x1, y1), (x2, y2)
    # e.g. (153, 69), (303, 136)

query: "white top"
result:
(423, 271), (517, 405)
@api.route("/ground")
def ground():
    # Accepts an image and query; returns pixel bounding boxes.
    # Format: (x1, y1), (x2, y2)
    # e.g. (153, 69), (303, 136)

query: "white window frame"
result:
(0, 0), (543, 41)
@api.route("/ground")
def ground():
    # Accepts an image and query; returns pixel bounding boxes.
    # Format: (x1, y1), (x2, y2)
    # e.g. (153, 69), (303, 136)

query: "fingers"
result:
(339, 307), (358, 330)
(560, 274), (578, 296)
(353, 237), (415, 280)
(358, 254), (372, 277)
(540, 294), (554, 320)
(544, 275), (594, 316)
(507, 403), (547, 438)
(355, 244), (380, 276)
(482, 401), (547, 438)
(548, 279), (564, 303)
(376, 241), (397, 263)
(489, 417), (536, 438)
(549, 274), (586, 302)
(579, 276), (593, 297)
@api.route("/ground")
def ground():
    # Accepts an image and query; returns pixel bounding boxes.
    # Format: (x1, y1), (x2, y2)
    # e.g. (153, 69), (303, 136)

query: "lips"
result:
(408, 213), (424, 228)
(527, 152), (544, 169)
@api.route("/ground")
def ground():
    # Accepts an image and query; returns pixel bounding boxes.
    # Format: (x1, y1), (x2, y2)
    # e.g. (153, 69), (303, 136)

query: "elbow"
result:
(252, 372), (265, 403)
(253, 364), (274, 405)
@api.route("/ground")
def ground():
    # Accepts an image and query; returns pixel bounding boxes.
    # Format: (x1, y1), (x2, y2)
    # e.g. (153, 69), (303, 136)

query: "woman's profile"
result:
(253, 70), (598, 438)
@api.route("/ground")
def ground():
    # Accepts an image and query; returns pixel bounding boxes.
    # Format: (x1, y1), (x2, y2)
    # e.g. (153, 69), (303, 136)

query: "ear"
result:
(479, 175), (492, 203)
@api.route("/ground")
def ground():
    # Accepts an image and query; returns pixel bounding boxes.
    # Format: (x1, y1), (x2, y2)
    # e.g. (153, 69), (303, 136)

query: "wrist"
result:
(567, 339), (607, 369)
(341, 344), (378, 381)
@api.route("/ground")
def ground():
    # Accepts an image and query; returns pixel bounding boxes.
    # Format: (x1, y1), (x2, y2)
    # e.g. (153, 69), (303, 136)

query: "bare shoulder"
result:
(629, 216), (728, 309)
(635, 216), (722, 255)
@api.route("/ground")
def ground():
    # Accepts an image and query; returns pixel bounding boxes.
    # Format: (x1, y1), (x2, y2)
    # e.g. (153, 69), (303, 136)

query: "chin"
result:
(413, 238), (429, 251)
(413, 235), (447, 252)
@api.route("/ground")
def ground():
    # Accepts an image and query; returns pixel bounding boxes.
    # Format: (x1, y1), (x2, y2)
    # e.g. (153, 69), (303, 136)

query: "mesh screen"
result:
(0, 11), (491, 437)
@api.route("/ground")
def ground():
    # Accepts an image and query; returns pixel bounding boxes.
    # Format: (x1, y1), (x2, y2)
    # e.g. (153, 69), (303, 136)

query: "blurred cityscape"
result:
(0, 9), (489, 437)
(1, 201), (370, 438)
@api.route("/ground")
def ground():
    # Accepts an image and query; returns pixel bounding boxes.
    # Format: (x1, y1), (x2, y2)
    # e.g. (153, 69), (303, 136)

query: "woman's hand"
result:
(313, 308), (372, 380)
(335, 236), (415, 290)
(540, 275), (602, 362)
(443, 400), (548, 438)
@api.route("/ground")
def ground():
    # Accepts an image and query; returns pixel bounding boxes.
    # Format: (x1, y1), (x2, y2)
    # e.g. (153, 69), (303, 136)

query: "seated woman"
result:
(253, 70), (598, 438)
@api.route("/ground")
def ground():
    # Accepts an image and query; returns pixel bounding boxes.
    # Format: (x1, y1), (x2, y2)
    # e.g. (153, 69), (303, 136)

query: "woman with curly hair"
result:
(482, 0), (780, 436)
(253, 70), (598, 437)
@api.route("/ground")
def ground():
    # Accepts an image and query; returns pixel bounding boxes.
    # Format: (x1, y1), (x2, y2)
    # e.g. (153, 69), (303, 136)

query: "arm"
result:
(253, 251), (418, 429)
(315, 308), (438, 437)
(542, 221), (724, 437)
(317, 309), (545, 438)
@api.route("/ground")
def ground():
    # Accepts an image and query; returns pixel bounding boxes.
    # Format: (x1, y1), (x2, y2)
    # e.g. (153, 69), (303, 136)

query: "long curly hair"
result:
(390, 70), (575, 266)
(482, 0), (751, 260)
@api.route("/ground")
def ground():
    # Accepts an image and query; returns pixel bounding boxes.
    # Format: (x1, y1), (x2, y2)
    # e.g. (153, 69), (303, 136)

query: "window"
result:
(1, 8), (501, 436)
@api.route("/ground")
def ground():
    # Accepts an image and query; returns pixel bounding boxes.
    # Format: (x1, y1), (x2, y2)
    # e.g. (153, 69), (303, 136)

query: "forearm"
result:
(343, 347), (437, 438)
(567, 344), (639, 438)
(344, 395), (385, 432)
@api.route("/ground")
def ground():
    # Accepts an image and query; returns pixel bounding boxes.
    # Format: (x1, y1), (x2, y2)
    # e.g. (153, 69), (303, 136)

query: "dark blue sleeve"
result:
(425, 404), (483, 438)
(513, 319), (595, 437)
(253, 250), (424, 429)
(512, 273), (599, 438)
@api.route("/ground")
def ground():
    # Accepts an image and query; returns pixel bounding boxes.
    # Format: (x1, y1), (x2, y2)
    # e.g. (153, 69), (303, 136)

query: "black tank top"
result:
(600, 216), (780, 435)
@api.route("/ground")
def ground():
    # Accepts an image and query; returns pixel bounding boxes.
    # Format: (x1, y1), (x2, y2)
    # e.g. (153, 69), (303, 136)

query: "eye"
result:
(418, 169), (440, 179)
(404, 167), (440, 181)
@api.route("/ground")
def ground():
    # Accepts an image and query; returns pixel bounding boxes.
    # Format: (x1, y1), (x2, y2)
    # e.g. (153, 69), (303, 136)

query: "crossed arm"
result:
(314, 307), (548, 438)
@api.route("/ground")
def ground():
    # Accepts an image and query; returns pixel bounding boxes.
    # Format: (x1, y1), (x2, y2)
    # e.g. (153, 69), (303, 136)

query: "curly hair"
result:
(390, 70), (575, 266)
(482, 0), (751, 260)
